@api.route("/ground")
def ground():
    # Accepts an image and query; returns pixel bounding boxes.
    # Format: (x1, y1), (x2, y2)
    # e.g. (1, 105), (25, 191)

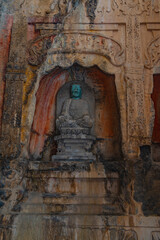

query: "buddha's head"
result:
(71, 84), (82, 99)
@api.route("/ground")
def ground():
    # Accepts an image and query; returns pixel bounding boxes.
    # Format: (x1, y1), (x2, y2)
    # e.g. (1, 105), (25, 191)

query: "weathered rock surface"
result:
(0, 0), (160, 239)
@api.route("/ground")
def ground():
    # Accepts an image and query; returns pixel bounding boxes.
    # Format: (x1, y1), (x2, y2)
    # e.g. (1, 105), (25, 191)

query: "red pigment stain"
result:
(27, 24), (39, 42)
(86, 67), (119, 138)
(152, 74), (160, 143)
(30, 66), (120, 157)
(29, 69), (69, 157)
(0, 14), (13, 133)
(27, 15), (61, 41)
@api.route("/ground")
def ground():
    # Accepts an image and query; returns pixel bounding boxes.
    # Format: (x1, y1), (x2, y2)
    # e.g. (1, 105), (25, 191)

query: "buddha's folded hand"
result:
(76, 115), (93, 128)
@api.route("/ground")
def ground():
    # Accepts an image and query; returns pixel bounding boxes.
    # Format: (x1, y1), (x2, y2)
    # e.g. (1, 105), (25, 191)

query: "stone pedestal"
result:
(52, 134), (96, 162)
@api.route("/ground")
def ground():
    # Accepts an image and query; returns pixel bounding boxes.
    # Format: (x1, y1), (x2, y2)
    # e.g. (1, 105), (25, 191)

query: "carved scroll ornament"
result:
(46, 32), (125, 67)
(112, 0), (154, 16)
(27, 34), (54, 66)
(145, 35), (160, 69)
(27, 32), (125, 67)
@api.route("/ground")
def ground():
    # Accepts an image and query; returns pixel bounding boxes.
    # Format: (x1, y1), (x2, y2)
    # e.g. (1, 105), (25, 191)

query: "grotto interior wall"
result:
(0, 0), (160, 239)
(29, 64), (122, 161)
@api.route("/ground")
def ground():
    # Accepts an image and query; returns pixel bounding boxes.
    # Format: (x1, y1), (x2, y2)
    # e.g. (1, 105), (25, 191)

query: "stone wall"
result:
(0, 0), (160, 239)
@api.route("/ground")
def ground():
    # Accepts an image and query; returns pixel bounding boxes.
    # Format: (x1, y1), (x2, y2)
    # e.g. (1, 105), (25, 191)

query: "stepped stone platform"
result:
(5, 160), (158, 240)
(26, 160), (122, 215)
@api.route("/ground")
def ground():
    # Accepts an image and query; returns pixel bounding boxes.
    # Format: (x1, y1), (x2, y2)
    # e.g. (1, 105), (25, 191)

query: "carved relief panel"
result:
(21, 0), (160, 160)
(152, 231), (160, 240)
(104, 229), (138, 240)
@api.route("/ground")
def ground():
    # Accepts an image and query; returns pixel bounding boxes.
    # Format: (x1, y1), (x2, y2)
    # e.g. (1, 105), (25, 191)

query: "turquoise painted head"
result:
(71, 84), (82, 99)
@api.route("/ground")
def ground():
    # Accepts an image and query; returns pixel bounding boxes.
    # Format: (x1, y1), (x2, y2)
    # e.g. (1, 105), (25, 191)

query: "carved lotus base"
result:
(52, 134), (96, 162)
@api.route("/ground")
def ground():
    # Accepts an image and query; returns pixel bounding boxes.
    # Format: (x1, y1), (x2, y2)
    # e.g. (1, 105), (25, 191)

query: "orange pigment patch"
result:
(0, 15), (13, 133)
(21, 66), (38, 144)
(86, 67), (119, 139)
(27, 24), (39, 42)
(29, 69), (69, 157)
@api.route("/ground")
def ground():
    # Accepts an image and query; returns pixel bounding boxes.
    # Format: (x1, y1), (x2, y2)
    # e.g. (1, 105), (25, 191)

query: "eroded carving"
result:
(47, 32), (125, 67)
(94, 0), (160, 16)
(52, 80), (96, 162)
(118, 229), (138, 240)
(27, 32), (125, 67)
(125, 68), (146, 143)
(112, 0), (152, 16)
(125, 15), (141, 64)
(57, 84), (93, 135)
(145, 35), (160, 69)
(27, 35), (53, 66)
(85, 0), (98, 23)
(152, 231), (160, 240)
(50, 0), (79, 16)
(134, 16), (141, 63)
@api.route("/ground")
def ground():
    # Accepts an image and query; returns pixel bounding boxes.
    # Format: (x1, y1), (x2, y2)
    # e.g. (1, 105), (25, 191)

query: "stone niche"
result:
(152, 74), (160, 162)
(29, 64), (122, 162)
(20, 65), (125, 240)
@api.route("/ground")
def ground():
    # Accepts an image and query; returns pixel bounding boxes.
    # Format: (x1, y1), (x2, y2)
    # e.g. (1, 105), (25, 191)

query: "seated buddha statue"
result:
(56, 84), (93, 135)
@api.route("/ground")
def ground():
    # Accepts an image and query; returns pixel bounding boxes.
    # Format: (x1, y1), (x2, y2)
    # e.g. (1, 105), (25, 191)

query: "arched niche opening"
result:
(151, 74), (160, 162)
(29, 64), (122, 161)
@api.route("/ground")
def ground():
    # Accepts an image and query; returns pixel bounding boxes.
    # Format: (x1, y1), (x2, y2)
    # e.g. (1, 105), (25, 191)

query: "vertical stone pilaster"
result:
(0, 15), (27, 159)
(125, 16), (146, 157)
(126, 16), (134, 64)
(0, 14), (13, 134)
(126, 16), (142, 64)
(0, 71), (25, 158)
(125, 66), (146, 157)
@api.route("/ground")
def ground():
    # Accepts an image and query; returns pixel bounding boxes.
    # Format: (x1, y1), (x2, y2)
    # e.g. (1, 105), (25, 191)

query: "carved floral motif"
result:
(111, 0), (154, 16)
(27, 35), (54, 66)
(145, 35), (160, 69)
(27, 32), (125, 67)
(125, 69), (145, 139)
(47, 32), (125, 67)
(134, 16), (141, 63)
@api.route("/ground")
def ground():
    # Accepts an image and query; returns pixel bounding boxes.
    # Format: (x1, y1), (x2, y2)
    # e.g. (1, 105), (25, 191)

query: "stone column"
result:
(125, 16), (146, 158)
(0, 17), (27, 159)
(125, 65), (146, 157)
(0, 71), (25, 158)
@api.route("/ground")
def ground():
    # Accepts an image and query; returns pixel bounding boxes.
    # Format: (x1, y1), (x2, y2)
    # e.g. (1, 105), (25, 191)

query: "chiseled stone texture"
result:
(0, 0), (160, 239)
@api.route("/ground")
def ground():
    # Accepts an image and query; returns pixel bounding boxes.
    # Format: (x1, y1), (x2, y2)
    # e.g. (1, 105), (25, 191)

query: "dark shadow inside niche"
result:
(29, 64), (122, 161)
(134, 74), (160, 216)
(151, 74), (160, 162)
(84, 65), (122, 161)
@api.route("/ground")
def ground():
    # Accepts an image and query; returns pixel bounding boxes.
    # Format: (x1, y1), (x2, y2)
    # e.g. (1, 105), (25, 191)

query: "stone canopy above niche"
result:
(43, 33), (125, 71)
(28, 31), (125, 76)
